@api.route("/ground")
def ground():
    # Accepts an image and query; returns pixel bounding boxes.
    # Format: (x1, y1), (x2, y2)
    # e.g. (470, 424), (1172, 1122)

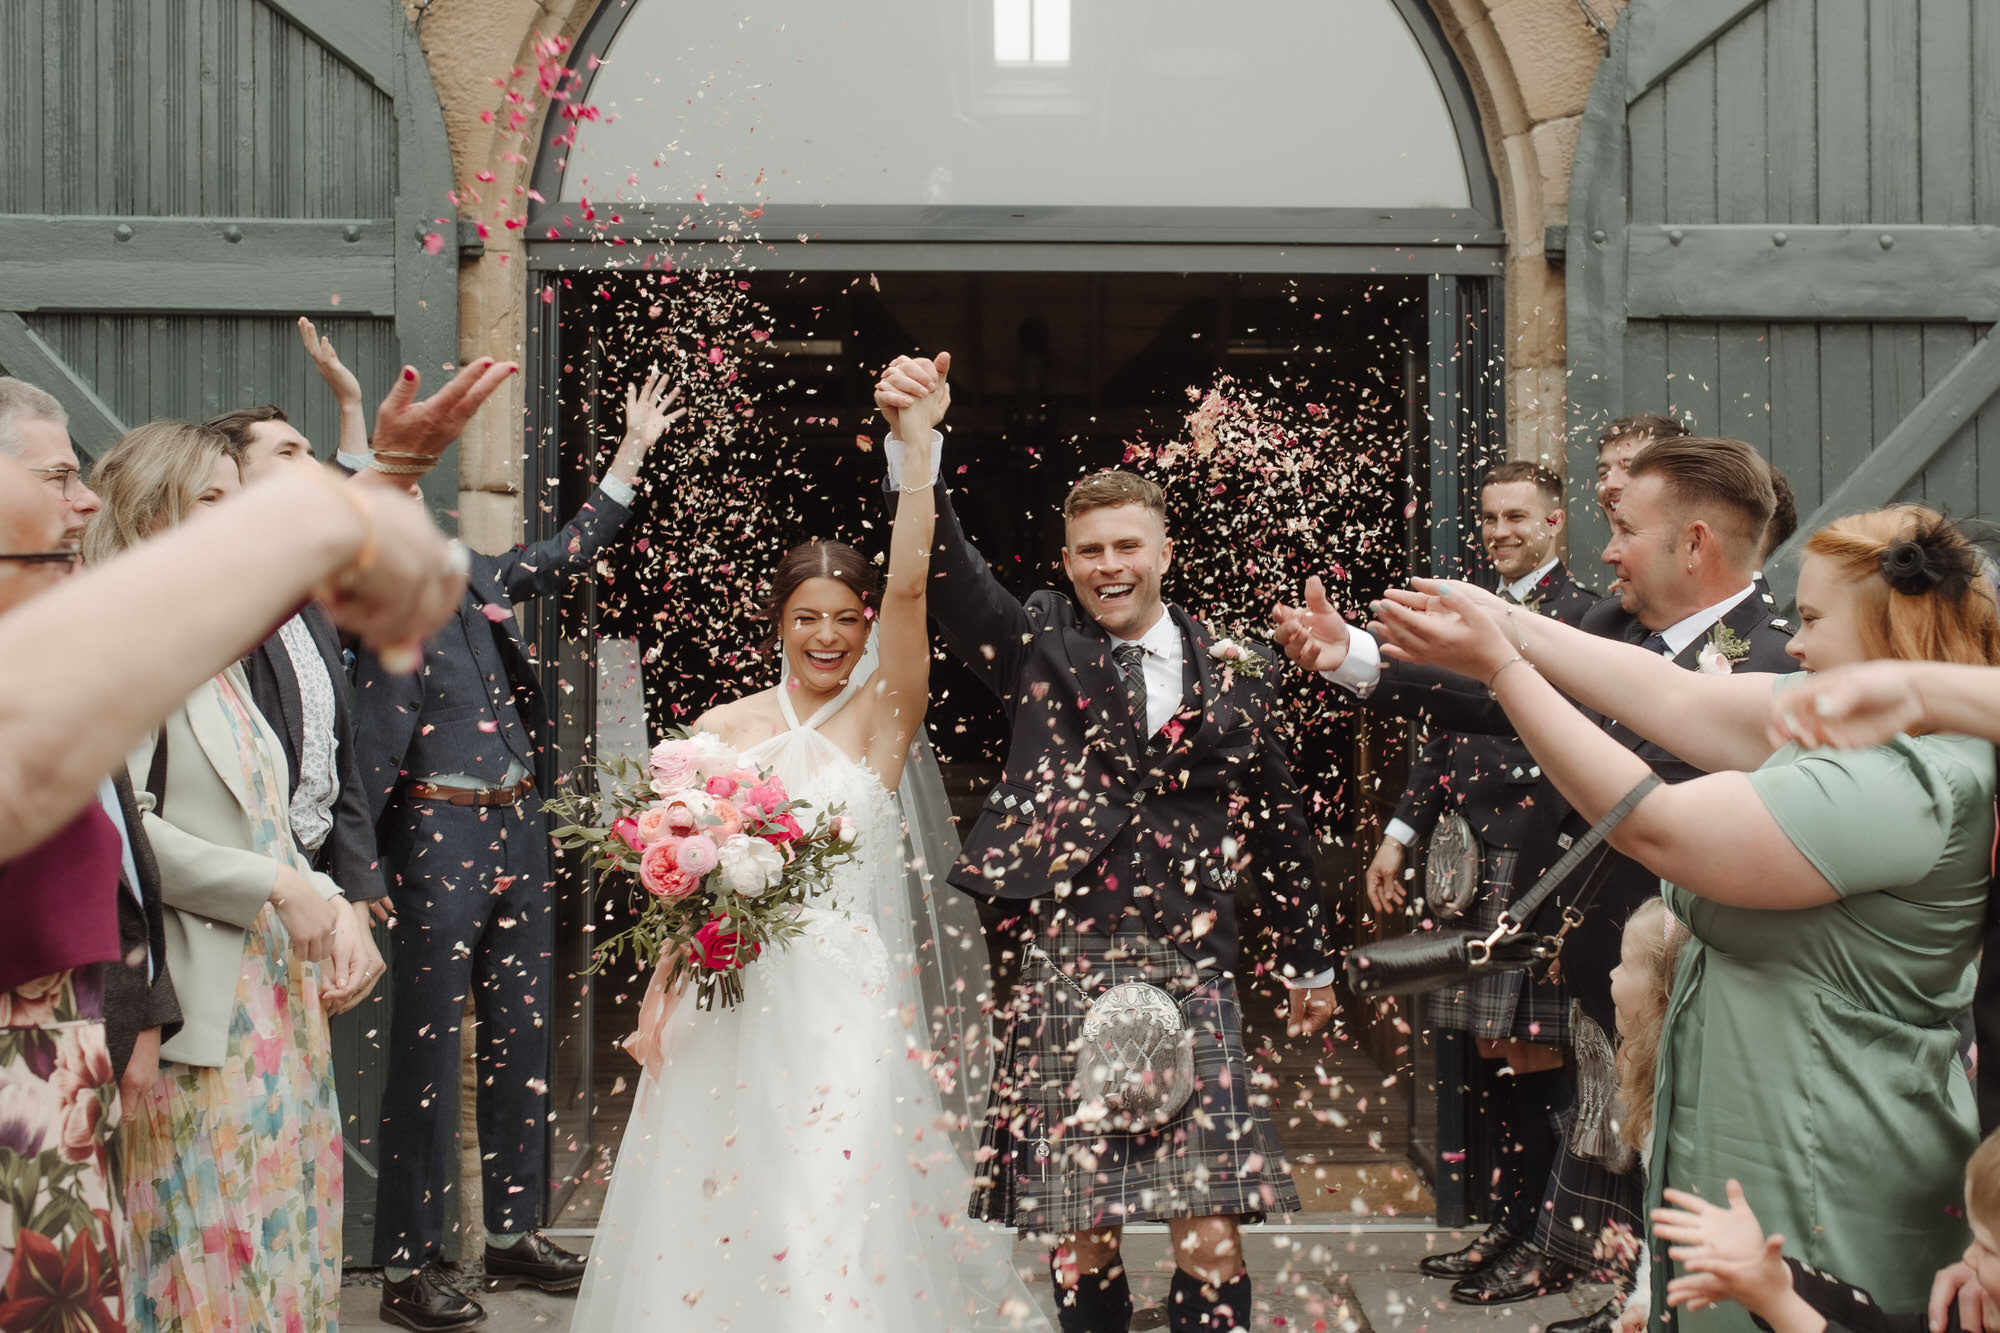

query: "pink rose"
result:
(743, 779), (789, 816)
(638, 841), (700, 899)
(676, 834), (721, 875)
(757, 811), (804, 847)
(633, 807), (676, 845)
(709, 800), (745, 839)
(609, 817), (644, 852)
(704, 774), (741, 799)
(692, 917), (760, 971)
(648, 739), (699, 793)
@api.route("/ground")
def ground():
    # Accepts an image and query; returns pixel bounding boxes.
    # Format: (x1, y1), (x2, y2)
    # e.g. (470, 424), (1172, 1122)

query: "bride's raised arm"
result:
(863, 353), (950, 789)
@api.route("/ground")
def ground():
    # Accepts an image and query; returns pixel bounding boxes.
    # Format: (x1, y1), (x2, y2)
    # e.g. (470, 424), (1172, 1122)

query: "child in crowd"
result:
(1650, 1131), (2000, 1333)
(1610, 895), (1689, 1333)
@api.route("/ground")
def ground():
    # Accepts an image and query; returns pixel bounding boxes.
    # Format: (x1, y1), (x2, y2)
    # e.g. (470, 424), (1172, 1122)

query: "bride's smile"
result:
(781, 575), (872, 702)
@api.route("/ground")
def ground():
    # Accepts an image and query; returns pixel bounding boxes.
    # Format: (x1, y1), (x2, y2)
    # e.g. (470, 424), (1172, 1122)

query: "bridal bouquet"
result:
(547, 729), (856, 1011)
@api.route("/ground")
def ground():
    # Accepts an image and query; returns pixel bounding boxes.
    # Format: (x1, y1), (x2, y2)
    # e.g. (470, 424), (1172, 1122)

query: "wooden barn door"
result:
(1565, 0), (2000, 604)
(0, 0), (460, 1262)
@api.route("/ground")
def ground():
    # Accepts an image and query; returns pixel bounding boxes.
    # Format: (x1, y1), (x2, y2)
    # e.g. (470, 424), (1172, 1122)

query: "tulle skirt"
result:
(571, 909), (1046, 1331)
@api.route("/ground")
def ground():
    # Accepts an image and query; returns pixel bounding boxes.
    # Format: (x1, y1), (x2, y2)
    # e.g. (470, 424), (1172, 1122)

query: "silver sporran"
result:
(1034, 948), (1197, 1133)
(1425, 811), (1482, 918)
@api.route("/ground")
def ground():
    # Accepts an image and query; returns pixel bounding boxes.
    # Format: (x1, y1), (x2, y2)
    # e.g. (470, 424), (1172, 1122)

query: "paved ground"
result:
(339, 1226), (1616, 1331)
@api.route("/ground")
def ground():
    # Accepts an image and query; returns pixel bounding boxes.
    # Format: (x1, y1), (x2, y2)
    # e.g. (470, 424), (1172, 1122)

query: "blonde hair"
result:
(81, 421), (238, 564)
(1614, 896), (1690, 1154)
(1802, 506), (2000, 667)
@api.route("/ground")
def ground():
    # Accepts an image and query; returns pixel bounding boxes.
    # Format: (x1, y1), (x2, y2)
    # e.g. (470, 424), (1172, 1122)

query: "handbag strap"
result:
(1496, 773), (1662, 936)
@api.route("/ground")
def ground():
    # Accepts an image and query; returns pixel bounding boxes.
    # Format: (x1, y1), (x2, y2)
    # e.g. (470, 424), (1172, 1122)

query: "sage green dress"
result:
(1646, 731), (1993, 1331)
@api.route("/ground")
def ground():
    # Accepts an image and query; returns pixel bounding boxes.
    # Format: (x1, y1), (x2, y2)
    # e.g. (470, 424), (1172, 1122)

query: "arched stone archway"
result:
(412, 0), (1617, 541)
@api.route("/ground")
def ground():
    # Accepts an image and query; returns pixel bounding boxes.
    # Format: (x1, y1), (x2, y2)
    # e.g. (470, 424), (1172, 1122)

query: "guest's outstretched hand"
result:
(1768, 659), (1930, 750)
(1270, 575), (1352, 674)
(1368, 580), (1513, 682)
(875, 353), (950, 440)
(609, 369), (685, 482)
(1653, 1181), (1792, 1315)
(358, 356), (519, 488)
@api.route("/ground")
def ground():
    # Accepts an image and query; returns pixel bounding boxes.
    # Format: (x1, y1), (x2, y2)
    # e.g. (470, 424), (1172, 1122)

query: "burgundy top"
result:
(0, 802), (122, 996)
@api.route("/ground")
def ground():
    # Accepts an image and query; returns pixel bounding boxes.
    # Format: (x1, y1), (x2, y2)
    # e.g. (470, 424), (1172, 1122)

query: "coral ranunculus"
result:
(693, 918), (760, 970)
(638, 841), (699, 899)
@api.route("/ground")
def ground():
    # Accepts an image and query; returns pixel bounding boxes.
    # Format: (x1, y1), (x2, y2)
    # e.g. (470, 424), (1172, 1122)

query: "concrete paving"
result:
(339, 1227), (1618, 1331)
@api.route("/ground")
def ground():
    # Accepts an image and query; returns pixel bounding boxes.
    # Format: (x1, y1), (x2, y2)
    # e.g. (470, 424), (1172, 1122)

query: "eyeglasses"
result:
(0, 550), (81, 569)
(25, 466), (85, 499)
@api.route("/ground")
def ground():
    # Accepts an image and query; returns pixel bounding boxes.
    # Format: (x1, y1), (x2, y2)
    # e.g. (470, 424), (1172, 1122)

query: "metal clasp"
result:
(1467, 920), (1514, 967)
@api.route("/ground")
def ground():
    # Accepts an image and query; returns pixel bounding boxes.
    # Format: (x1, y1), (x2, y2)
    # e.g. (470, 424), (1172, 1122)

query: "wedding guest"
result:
(1595, 413), (1688, 516)
(1278, 437), (1795, 1306)
(0, 355), (511, 865)
(1366, 462), (1597, 1286)
(1363, 504), (2000, 1329)
(0, 376), (102, 551)
(207, 323), (391, 1016)
(0, 460), (130, 1330)
(355, 372), (680, 1331)
(88, 423), (361, 1330)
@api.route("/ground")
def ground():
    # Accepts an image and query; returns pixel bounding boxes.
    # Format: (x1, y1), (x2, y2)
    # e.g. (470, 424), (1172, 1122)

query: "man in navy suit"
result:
(351, 373), (681, 1331)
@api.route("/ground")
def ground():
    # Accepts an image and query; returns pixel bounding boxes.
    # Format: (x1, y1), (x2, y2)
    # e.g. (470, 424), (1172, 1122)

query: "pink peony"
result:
(676, 834), (721, 875)
(638, 841), (700, 898)
(633, 807), (676, 845)
(693, 917), (761, 970)
(659, 791), (711, 836)
(608, 817), (644, 852)
(757, 811), (804, 847)
(709, 800), (745, 839)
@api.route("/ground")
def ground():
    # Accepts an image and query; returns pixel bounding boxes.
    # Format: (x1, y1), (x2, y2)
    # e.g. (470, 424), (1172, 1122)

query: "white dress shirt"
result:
(1499, 556), (1560, 603)
(1651, 583), (1759, 657)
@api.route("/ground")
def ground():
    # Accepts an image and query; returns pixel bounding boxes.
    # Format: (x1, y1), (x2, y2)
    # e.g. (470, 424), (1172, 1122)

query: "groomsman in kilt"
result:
(1363, 462), (1596, 1279)
(874, 355), (1339, 1333)
(1276, 435), (1795, 1315)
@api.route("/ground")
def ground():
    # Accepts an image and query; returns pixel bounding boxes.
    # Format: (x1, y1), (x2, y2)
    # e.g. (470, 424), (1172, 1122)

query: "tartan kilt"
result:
(967, 923), (1302, 1235)
(1424, 847), (1571, 1046)
(1530, 1112), (1644, 1280)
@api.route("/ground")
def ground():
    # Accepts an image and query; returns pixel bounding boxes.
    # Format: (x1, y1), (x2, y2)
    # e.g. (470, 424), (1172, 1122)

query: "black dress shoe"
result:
(1418, 1220), (1526, 1279)
(380, 1264), (486, 1332)
(1449, 1240), (1577, 1304)
(1548, 1299), (1624, 1333)
(483, 1232), (586, 1292)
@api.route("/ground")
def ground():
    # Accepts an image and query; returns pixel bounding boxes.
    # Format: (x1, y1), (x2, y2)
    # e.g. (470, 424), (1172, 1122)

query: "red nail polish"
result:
(403, 367), (417, 381)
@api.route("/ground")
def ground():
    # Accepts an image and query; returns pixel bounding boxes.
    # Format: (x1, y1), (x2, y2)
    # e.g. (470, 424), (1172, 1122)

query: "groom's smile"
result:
(1062, 502), (1174, 639)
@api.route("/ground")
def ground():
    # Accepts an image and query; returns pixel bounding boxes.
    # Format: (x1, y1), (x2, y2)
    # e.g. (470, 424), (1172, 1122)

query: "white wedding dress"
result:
(570, 679), (1049, 1332)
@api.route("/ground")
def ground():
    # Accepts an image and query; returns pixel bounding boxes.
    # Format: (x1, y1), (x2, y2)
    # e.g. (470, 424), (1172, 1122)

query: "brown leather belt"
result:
(399, 776), (535, 808)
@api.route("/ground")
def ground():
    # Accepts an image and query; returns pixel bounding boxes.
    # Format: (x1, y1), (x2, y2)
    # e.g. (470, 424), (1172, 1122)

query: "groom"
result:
(876, 356), (1338, 1333)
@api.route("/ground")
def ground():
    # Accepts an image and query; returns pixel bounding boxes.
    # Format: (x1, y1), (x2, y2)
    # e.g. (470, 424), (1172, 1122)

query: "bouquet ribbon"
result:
(623, 949), (684, 1084)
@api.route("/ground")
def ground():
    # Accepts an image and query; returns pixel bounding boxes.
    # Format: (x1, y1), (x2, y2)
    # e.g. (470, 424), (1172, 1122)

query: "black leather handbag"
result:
(1344, 775), (1661, 998)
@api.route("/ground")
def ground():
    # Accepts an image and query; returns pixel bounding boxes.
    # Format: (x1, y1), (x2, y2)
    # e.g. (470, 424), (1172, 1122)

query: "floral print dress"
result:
(0, 965), (123, 1333)
(120, 676), (343, 1333)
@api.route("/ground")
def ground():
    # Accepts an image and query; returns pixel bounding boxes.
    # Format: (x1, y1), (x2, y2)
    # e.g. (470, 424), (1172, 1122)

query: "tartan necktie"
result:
(1113, 641), (1149, 736)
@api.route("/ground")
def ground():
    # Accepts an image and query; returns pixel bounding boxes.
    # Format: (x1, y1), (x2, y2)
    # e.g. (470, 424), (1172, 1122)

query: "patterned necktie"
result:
(1113, 642), (1149, 736)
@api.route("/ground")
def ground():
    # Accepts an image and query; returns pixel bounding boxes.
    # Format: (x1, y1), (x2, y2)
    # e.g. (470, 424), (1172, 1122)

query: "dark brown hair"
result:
(1482, 459), (1564, 508)
(758, 540), (881, 652)
(201, 404), (288, 456)
(1062, 470), (1166, 525)
(1626, 435), (1776, 561)
(1762, 463), (1798, 563)
(1600, 412), (1689, 451)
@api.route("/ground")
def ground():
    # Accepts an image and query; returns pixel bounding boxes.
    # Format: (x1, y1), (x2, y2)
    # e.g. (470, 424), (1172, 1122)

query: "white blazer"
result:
(127, 664), (342, 1067)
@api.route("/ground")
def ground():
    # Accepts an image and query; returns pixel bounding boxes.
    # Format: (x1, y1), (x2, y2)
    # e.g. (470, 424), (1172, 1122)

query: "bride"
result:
(572, 362), (1047, 1330)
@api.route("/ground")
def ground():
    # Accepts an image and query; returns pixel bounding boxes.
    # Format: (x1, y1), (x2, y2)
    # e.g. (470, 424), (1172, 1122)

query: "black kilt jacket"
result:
(923, 484), (1332, 982)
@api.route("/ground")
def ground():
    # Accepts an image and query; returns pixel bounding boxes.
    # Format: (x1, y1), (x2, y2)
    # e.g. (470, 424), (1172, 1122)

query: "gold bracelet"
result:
(1486, 655), (1536, 695)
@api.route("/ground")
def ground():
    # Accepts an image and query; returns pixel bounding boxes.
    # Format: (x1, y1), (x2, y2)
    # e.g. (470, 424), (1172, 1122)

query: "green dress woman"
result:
(1648, 732), (1991, 1328)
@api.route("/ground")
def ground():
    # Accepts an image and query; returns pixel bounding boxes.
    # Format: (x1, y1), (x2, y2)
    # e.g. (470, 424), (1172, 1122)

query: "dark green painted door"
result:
(1566, 0), (2000, 606)
(0, 0), (460, 1262)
